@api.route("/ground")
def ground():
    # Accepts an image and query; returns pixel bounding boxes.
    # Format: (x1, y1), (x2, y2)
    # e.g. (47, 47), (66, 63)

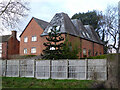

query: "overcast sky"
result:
(1, 0), (119, 40)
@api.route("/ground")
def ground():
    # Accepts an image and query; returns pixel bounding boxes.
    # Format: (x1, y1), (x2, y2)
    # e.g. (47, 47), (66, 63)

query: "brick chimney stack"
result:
(12, 31), (17, 38)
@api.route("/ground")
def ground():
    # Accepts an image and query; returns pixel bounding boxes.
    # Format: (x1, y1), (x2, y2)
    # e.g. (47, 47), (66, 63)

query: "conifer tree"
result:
(41, 26), (64, 60)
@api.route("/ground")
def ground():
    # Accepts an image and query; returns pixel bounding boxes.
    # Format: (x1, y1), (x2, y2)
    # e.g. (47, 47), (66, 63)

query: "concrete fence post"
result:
(5, 60), (7, 77)
(85, 59), (88, 80)
(49, 60), (52, 79)
(66, 59), (69, 79)
(34, 60), (36, 78)
(18, 60), (20, 77)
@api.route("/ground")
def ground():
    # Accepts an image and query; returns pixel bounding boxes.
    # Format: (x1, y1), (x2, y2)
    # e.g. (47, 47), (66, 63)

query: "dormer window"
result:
(32, 36), (37, 41)
(86, 32), (90, 38)
(82, 32), (86, 37)
(47, 27), (52, 33)
(24, 37), (28, 42)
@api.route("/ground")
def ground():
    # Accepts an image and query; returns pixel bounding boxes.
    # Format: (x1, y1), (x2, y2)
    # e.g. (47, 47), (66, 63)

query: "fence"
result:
(1, 59), (107, 80)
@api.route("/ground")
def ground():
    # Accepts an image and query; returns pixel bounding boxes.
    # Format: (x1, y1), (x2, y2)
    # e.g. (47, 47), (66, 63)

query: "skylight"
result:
(47, 27), (52, 33)
(86, 32), (90, 38)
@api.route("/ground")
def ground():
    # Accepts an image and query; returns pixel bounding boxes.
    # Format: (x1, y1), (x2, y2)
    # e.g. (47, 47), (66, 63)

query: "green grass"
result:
(2, 77), (95, 88)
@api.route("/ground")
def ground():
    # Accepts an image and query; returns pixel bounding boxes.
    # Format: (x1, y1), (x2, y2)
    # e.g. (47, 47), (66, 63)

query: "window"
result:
(86, 32), (90, 38)
(47, 27), (52, 33)
(95, 52), (98, 56)
(24, 37), (28, 42)
(24, 48), (27, 54)
(32, 36), (37, 41)
(83, 48), (87, 57)
(88, 49), (91, 56)
(0, 43), (2, 49)
(82, 32), (86, 37)
(50, 47), (55, 50)
(31, 47), (36, 53)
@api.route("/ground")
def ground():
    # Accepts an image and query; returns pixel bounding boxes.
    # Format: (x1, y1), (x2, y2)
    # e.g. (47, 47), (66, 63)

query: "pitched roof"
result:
(0, 35), (11, 42)
(84, 25), (103, 44)
(33, 17), (49, 30)
(41, 13), (79, 36)
(20, 17), (49, 37)
(41, 12), (103, 45)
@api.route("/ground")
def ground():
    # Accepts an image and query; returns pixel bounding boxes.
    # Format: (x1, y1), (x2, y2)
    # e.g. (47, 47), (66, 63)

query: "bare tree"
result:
(105, 5), (119, 53)
(0, 0), (29, 30)
(98, 5), (119, 53)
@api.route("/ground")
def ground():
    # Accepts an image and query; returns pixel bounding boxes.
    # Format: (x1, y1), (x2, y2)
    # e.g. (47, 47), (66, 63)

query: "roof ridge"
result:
(33, 17), (49, 23)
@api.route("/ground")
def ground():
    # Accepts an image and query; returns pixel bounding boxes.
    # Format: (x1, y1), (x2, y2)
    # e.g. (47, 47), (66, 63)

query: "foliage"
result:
(71, 10), (101, 31)
(10, 55), (37, 59)
(41, 26), (64, 60)
(62, 38), (79, 59)
(2, 77), (94, 88)
(80, 54), (107, 59)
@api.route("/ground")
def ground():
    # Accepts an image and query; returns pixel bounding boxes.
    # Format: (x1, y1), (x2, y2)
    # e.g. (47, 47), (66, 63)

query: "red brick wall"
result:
(20, 18), (47, 55)
(64, 34), (104, 58)
(94, 43), (103, 56)
(8, 36), (19, 58)
(2, 42), (7, 59)
(66, 34), (81, 58)
(81, 39), (93, 57)
(20, 18), (104, 58)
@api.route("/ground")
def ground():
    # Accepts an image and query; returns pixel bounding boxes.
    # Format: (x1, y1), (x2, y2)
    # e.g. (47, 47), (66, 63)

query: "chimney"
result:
(12, 31), (17, 38)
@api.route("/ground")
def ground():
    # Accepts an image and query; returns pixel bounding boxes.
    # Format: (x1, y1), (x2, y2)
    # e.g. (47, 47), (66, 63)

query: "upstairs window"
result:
(24, 48), (27, 54)
(86, 32), (90, 38)
(31, 47), (36, 53)
(82, 32), (86, 37)
(24, 37), (28, 42)
(32, 36), (37, 41)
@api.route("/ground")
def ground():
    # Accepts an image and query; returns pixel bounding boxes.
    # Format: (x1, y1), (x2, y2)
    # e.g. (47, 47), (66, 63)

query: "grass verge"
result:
(2, 77), (95, 88)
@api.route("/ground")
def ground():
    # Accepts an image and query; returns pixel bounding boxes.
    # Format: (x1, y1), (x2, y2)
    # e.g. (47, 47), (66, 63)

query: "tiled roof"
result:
(33, 17), (49, 30)
(0, 35), (11, 42)
(20, 17), (49, 37)
(41, 13), (79, 36)
(41, 12), (103, 45)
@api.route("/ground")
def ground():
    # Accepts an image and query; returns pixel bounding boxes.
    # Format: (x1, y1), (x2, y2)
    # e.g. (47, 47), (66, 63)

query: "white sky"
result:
(1, 0), (119, 41)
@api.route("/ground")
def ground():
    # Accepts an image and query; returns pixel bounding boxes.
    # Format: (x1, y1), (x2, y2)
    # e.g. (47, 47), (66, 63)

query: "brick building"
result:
(0, 31), (19, 59)
(20, 12), (104, 58)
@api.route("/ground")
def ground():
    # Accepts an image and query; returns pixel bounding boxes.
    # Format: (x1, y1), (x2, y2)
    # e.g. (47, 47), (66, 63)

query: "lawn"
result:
(2, 77), (95, 88)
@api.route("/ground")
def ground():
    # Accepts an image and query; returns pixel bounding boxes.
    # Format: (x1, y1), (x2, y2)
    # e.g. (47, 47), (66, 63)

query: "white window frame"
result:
(50, 47), (55, 50)
(86, 32), (90, 38)
(0, 43), (2, 50)
(24, 37), (28, 42)
(82, 32), (86, 37)
(83, 48), (86, 55)
(24, 48), (27, 54)
(31, 47), (36, 53)
(47, 27), (52, 33)
(32, 36), (37, 42)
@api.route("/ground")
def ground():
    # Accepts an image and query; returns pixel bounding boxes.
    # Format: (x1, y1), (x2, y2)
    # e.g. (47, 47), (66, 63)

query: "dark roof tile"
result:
(0, 35), (11, 42)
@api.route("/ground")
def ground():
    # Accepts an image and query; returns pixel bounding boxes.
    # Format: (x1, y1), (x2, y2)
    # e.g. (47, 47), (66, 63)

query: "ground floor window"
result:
(31, 47), (36, 53)
(24, 48), (27, 54)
